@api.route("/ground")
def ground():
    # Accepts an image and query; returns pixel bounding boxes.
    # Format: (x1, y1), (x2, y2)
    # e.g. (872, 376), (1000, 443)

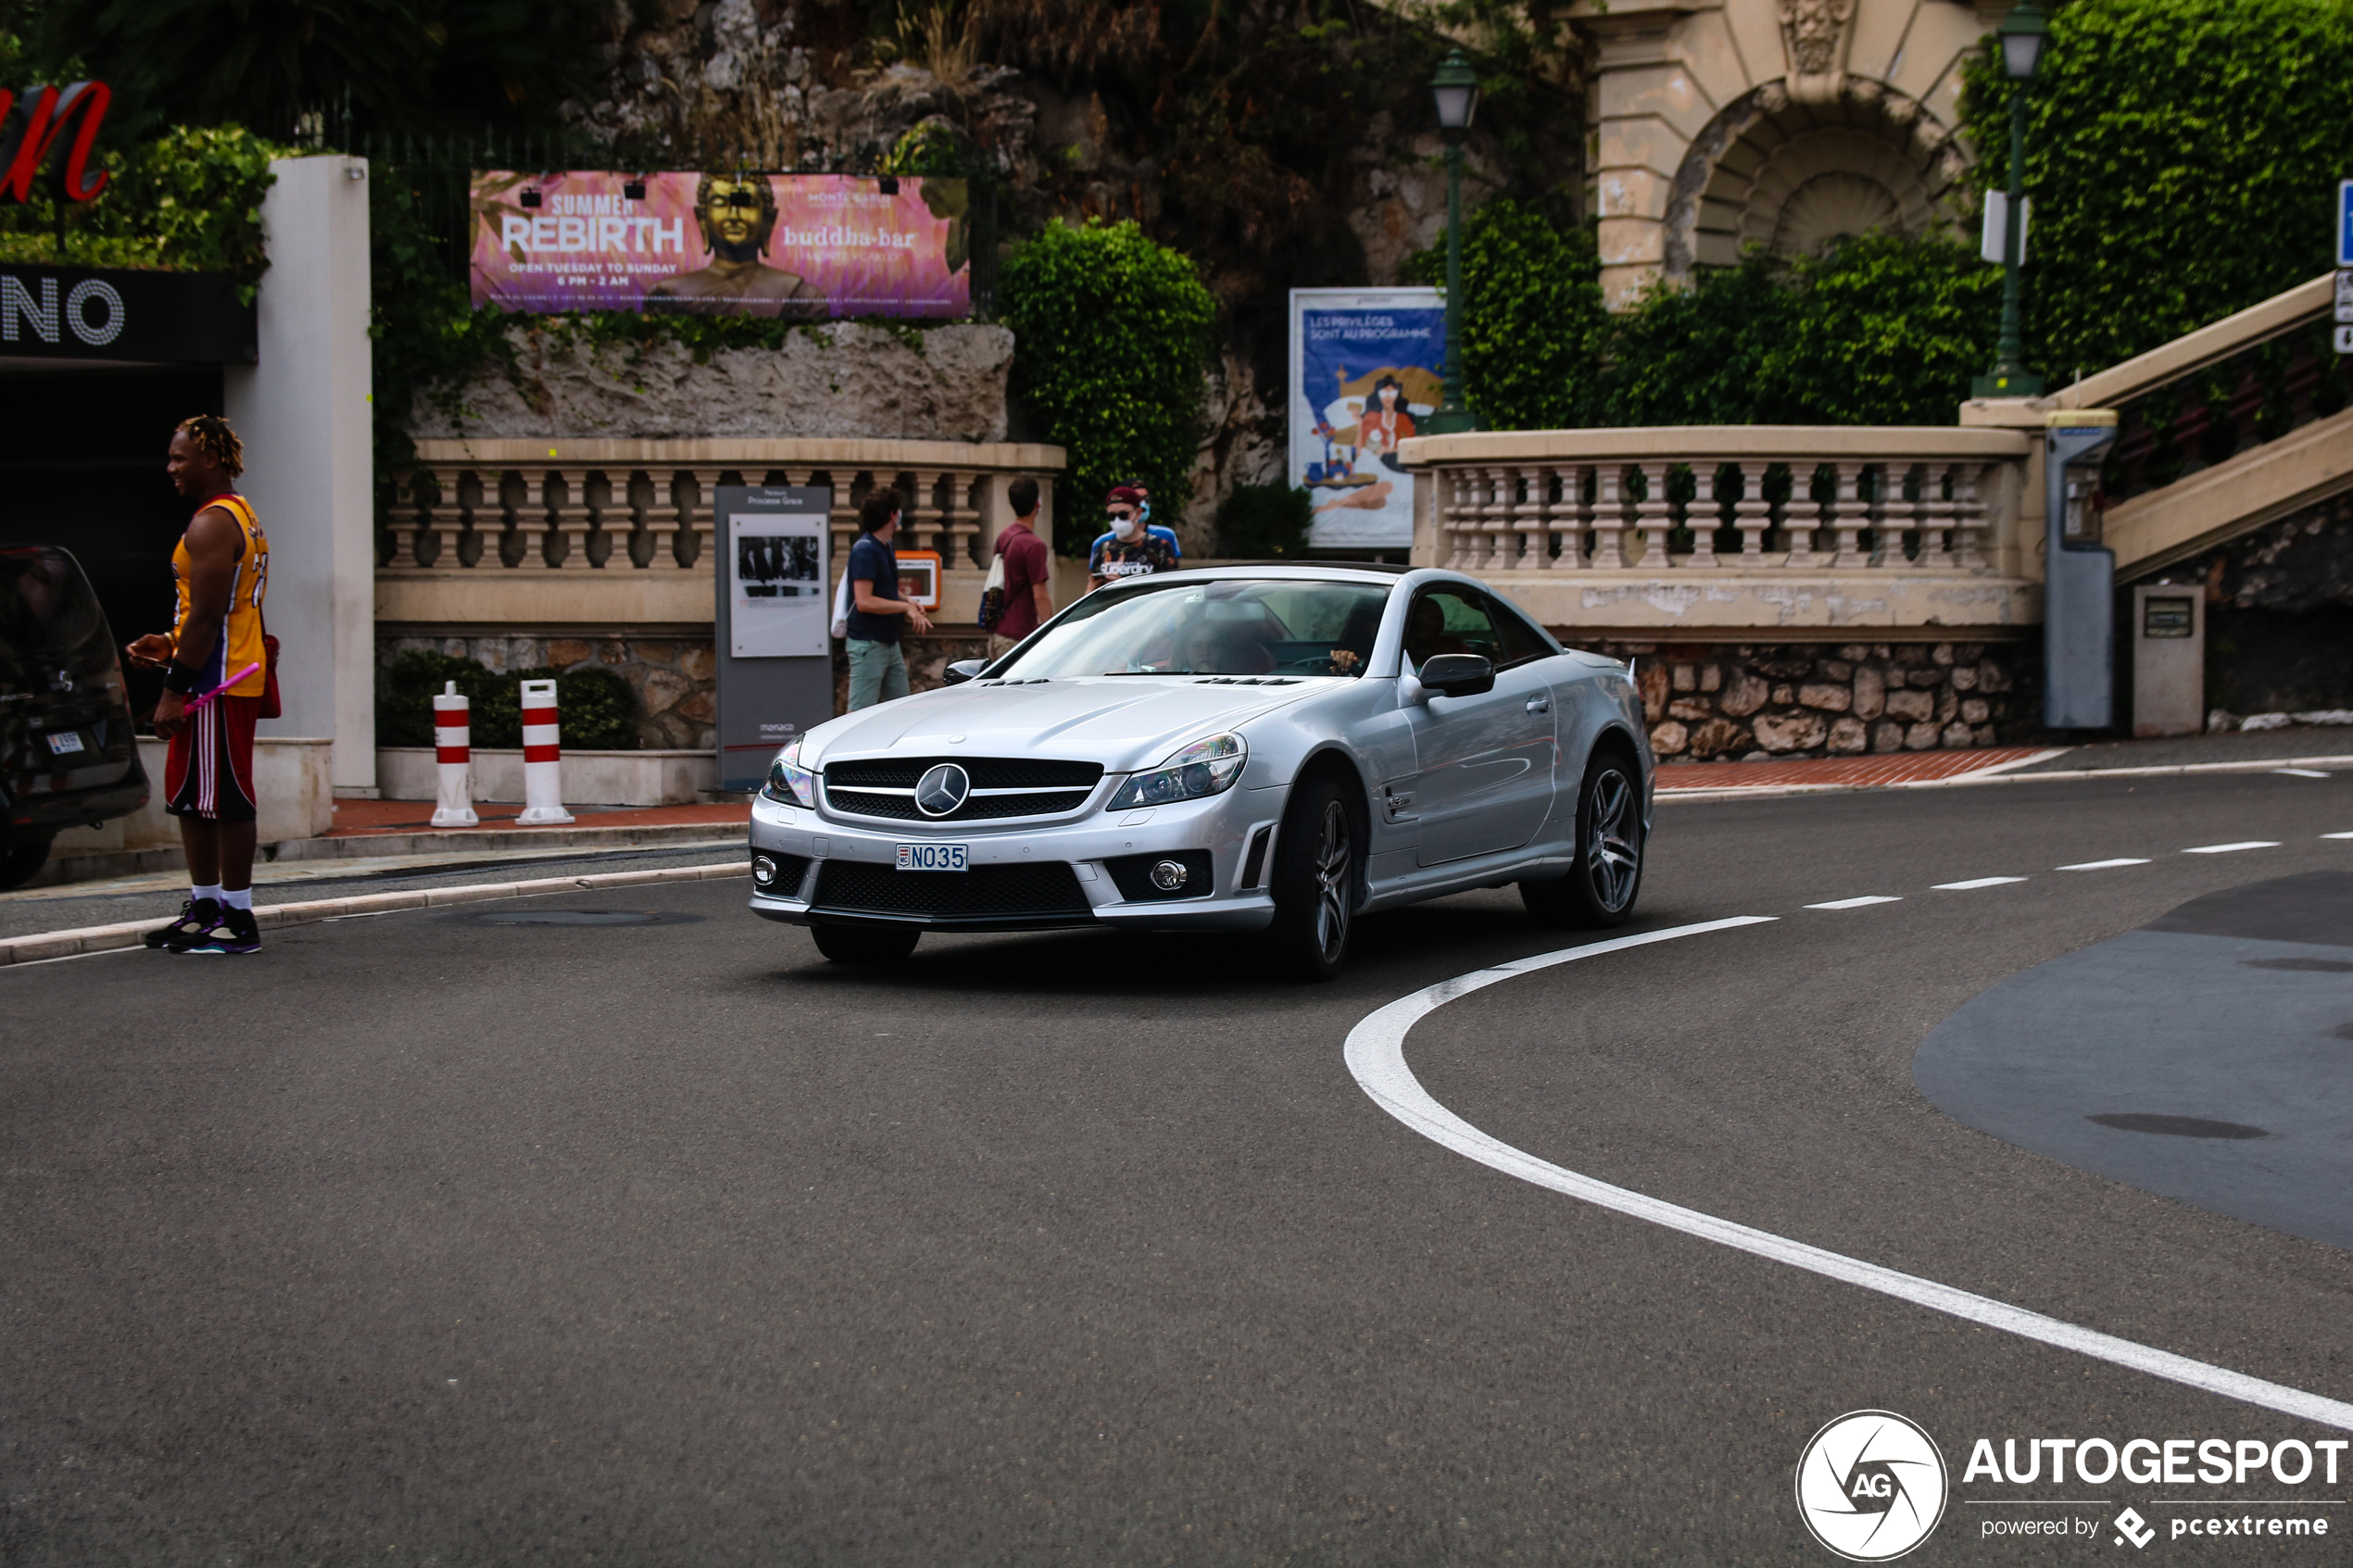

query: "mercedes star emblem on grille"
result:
(914, 763), (971, 817)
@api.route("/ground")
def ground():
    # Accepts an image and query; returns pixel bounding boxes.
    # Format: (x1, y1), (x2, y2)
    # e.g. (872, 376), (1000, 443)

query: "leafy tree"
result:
(1962, 0), (2353, 378)
(25, 0), (608, 139)
(999, 219), (1217, 553)
(1406, 197), (1608, 431)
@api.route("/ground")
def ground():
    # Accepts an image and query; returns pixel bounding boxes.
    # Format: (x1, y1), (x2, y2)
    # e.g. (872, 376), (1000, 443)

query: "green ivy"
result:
(998, 218), (1216, 553)
(1961, 0), (2353, 379)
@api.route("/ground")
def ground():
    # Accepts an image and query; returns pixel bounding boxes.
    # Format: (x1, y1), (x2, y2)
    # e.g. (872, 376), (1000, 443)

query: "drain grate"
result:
(2242, 957), (2353, 973)
(2086, 1112), (2270, 1140)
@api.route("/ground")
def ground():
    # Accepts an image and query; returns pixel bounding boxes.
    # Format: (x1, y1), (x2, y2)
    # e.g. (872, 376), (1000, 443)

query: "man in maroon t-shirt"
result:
(988, 475), (1054, 659)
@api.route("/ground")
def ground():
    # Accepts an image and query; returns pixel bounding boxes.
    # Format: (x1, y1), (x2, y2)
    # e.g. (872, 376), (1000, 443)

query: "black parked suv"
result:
(0, 546), (149, 889)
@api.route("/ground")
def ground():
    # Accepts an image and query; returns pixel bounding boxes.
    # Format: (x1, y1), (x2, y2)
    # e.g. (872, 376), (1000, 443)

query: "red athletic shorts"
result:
(165, 694), (260, 822)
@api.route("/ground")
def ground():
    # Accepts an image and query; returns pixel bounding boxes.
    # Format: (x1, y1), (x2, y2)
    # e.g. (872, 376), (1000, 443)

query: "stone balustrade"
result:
(384, 438), (1066, 628)
(1397, 426), (2036, 634)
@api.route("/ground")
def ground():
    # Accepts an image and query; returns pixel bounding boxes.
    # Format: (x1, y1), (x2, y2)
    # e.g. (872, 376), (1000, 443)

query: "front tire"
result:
(1522, 750), (1644, 929)
(811, 922), (922, 964)
(1265, 774), (1359, 982)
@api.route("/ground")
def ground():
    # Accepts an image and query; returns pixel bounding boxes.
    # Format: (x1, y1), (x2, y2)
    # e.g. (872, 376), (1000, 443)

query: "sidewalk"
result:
(326, 798), (750, 837)
(1655, 727), (2353, 800)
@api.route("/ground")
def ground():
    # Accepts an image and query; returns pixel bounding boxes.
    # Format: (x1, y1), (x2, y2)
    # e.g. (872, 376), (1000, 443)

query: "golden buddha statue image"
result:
(645, 173), (826, 319)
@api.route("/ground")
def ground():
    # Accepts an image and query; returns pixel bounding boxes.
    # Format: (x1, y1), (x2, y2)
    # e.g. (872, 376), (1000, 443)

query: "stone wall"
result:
(379, 633), (717, 751)
(411, 321), (1014, 444)
(2169, 495), (2353, 719)
(1568, 638), (2030, 762)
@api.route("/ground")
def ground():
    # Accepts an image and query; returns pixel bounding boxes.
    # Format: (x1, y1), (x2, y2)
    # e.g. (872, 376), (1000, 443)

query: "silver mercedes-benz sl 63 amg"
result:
(748, 563), (1654, 980)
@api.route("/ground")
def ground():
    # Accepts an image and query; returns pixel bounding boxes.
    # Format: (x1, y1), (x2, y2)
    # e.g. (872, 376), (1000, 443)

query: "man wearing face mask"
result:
(1088, 475), (1181, 565)
(1088, 486), (1176, 590)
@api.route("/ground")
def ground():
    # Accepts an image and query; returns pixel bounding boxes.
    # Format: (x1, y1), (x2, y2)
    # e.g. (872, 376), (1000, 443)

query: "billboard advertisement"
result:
(1288, 287), (1445, 548)
(470, 171), (971, 319)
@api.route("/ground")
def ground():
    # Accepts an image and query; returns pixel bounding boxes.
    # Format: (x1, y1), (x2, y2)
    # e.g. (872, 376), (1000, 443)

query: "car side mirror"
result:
(1417, 653), (1494, 698)
(942, 659), (988, 686)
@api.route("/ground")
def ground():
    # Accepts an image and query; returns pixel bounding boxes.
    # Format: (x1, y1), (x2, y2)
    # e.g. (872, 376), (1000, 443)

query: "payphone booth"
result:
(714, 484), (835, 793)
(2043, 409), (2120, 730)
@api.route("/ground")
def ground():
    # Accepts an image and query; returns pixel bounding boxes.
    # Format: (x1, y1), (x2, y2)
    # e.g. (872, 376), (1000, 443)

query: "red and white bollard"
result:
(517, 677), (574, 825)
(430, 680), (478, 827)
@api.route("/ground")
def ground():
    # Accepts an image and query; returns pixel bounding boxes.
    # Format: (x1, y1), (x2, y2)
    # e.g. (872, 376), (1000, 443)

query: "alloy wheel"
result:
(1585, 768), (1640, 912)
(1314, 798), (1353, 961)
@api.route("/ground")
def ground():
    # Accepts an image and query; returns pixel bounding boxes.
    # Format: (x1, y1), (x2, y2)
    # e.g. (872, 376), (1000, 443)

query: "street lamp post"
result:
(1972, 2), (2048, 399)
(1425, 49), (1480, 434)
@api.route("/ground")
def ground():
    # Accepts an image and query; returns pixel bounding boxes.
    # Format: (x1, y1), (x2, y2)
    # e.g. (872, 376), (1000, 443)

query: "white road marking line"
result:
(1806, 896), (1902, 909)
(2274, 769), (2332, 778)
(1932, 876), (2029, 890)
(2183, 841), (2281, 854)
(2324, 833), (2353, 841)
(1344, 920), (2353, 1435)
(2057, 859), (2151, 871)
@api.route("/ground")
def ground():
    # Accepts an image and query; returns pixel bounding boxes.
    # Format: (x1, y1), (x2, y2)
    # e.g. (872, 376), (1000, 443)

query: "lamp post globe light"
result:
(1425, 49), (1480, 434)
(1973, 2), (2049, 399)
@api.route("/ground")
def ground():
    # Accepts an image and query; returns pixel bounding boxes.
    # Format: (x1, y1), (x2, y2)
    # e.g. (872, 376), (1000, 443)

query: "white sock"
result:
(191, 883), (222, 906)
(220, 887), (253, 910)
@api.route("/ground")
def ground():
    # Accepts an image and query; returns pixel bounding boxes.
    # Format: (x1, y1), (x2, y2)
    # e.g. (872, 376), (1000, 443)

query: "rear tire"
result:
(1265, 774), (1359, 982)
(811, 922), (922, 964)
(0, 836), (52, 893)
(1521, 750), (1643, 929)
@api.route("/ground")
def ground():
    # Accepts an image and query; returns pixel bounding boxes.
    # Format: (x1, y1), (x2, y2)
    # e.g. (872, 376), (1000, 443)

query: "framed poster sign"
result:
(1288, 287), (1445, 548)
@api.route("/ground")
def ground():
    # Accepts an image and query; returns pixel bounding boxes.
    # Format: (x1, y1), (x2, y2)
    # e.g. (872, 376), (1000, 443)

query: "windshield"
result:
(0, 548), (114, 696)
(1000, 578), (1392, 679)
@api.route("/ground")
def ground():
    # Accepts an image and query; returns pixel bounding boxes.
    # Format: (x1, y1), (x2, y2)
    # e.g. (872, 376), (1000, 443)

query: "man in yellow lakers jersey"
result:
(126, 415), (270, 955)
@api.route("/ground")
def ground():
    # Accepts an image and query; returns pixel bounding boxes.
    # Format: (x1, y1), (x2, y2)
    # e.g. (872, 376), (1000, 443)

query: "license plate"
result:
(44, 731), (83, 757)
(896, 843), (968, 872)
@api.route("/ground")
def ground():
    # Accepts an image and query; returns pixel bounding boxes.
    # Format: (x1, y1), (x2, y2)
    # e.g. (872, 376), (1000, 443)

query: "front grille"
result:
(825, 756), (1103, 790)
(812, 860), (1093, 922)
(824, 786), (1094, 822)
(821, 757), (1104, 823)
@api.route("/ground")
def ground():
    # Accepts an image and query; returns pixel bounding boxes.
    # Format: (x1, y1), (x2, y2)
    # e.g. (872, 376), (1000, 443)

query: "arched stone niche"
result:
(1663, 78), (1971, 281)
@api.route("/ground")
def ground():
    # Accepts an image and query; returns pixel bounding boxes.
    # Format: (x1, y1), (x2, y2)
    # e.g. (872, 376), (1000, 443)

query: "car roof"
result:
(1112, 562), (1415, 587)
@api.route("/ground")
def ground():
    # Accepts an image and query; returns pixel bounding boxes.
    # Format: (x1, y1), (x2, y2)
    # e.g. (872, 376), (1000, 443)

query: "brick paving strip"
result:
(0, 860), (747, 968)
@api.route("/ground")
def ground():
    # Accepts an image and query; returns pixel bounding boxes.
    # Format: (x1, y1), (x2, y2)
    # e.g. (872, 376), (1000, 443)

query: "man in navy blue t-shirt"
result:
(846, 488), (932, 709)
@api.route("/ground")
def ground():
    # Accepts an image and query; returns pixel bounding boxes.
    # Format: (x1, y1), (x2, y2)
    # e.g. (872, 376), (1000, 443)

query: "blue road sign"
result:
(2341, 178), (2353, 268)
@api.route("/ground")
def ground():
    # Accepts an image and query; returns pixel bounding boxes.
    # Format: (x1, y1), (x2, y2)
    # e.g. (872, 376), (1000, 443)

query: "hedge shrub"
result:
(1214, 483), (1315, 558)
(381, 652), (637, 750)
(999, 219), (1217, 553)
(0, 124), (284, 293)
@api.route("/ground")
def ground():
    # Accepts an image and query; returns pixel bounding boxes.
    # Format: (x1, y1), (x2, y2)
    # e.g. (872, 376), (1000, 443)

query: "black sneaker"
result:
(179, 906), (260, 955)
(145, 897), (220, 949)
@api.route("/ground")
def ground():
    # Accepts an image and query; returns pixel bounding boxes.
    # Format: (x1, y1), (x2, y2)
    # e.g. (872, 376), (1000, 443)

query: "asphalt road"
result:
(6, 770), (2351, 1564)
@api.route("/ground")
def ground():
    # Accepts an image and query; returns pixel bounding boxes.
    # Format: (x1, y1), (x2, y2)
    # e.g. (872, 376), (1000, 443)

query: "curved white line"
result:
(1344, 917), (2353, 1434)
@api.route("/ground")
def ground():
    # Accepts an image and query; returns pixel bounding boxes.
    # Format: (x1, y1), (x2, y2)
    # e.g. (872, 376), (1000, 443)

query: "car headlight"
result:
(762, 738), (816, 808)
(1108, 733), (1246, 810)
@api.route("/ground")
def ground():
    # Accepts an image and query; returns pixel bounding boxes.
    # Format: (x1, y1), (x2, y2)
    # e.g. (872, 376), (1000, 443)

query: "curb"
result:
(1656, 752), (2353, 804)
(1, 859), (748, 968)
(25, 821), (751, 892)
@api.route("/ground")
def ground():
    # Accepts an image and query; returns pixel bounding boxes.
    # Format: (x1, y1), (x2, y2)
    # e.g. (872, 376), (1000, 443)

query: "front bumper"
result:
(746, 783), (1287, 933)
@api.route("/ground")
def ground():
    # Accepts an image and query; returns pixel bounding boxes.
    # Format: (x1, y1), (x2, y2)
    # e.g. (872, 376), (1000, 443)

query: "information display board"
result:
(1288, 287), (1445, 549)
(714, 485), (836, 792)
(470, 171), (970, 319)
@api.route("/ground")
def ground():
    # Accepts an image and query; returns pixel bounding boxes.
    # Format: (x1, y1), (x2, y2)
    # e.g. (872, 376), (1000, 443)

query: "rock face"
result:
(1588, 640), (2030, 762)
(409, 322), (1015, 444)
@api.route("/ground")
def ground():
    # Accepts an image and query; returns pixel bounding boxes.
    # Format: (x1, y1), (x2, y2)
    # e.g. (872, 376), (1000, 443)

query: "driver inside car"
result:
(1403, 596), (1470, 670)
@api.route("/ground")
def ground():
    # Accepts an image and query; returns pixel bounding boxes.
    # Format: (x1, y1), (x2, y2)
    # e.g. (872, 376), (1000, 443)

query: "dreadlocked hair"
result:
(176, 414), (245, 478)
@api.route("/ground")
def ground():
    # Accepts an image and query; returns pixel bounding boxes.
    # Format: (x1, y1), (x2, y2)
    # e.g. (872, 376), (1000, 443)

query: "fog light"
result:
(1150, 859), (1189, 891)
(752, 854), (777, 886)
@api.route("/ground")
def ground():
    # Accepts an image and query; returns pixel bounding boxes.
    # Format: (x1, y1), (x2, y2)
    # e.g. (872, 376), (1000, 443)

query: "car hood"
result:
(801, 677), (1327, 774)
